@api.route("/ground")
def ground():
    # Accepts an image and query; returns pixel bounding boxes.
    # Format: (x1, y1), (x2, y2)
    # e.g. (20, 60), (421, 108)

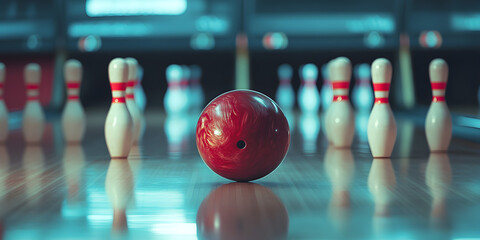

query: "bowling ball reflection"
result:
(196, 183), (288, 240)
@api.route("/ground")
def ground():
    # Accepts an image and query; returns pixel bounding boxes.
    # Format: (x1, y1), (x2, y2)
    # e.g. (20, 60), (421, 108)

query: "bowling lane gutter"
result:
(396, 107), (480, 143)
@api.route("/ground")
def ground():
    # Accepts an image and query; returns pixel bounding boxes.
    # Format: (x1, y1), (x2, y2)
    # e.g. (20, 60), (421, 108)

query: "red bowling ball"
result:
(196, 90), (290, 182)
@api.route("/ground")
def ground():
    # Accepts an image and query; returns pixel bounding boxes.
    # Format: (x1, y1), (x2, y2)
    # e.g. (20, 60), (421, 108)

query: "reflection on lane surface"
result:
(197, 183), (289, 240)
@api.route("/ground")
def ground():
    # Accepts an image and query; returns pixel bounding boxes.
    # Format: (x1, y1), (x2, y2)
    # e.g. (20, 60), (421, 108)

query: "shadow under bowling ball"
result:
(196, 183), (289, 240)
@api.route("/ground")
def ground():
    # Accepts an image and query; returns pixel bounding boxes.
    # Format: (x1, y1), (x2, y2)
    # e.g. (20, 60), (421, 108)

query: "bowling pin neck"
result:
(168, 80), (188, 88)
(356, 77), (371, 85)
(110, 82), (127, 103)
(279, 78), (291, 86)
(431, 82), (446, 102)
(66, 82), (80, 101)
(373, 83), (390, 104)
(126, 80), (136, 100)
(332, 81), (350, 102)
(26, 83), (40, 101)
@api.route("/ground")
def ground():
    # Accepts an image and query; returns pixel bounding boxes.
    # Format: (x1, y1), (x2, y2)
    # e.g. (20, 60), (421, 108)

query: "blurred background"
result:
(1, 0), (480, 112)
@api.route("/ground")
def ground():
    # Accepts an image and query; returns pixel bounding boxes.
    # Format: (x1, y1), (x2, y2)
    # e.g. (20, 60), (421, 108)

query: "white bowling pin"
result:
(368, 158), (396, 217)
(190, 64), (205, 110)
(164, 64), (188, 114)
(165, 113), (189, 159)
(275, 64), (295, 110)
(134, 64), (147, 112)
(22, 63), (45, 144)
(297, 64), (320, 113)
(105, 58), (133, 159)
(299, 112), (320, 154)
(425, 59), (452, 152)
(352, 63), (374, 112)
(367, 58), (397, 158)
(61, 59), (86, 144)
(0, 63), (8, 143)
(320, 63), (333, 111)
(325, 57), (355, 148)
(125, 58), (143, 144)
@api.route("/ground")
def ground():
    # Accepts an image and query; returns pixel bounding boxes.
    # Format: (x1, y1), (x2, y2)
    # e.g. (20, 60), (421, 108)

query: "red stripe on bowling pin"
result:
(333, 95), (349, 101)
(67, 83), (80, 89)
(373, 83), (390, 91)
(431, 82), (446, 90)
(111, 83), (127, 91)
(332, 81), (349, 89)
(26, 84), (39, 90)
(374, 97), (389, 104)
(432, 96), (445, 102)
(112, 97), (126, 103)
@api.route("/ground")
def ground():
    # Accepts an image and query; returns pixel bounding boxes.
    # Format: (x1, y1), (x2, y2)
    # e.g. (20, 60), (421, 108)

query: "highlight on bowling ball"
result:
(196, 90), (290, 182)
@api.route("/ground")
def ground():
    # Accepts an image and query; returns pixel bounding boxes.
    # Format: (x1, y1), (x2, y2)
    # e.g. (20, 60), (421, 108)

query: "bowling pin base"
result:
(110, 156), (129, 160)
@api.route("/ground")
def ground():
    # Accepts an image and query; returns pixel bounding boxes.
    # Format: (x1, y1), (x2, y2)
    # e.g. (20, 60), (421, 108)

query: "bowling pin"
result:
(61, 59), (86, 143)
(22, 63), (45, 144)
(297, 64), (320, 113)
(190, 64), (205, 110)
(134, 64), (147, 112)
(325, 57), (355, 148)
(320, 63), (333, 111)
(352, 63), (374, 112)
(164, 64), (188, 114)
(367, 58), (397, 158)
(425, 59), (452, 152)
(275, 64), (295, 110)
(105, 58), (133, 159)
(299, 112), (320, 154)
(0, 63), (8, 143)
(125, 58), (143, 144)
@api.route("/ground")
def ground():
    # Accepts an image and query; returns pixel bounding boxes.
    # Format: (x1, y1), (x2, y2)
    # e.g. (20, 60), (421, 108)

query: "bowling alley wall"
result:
(1, 0), (480, 111)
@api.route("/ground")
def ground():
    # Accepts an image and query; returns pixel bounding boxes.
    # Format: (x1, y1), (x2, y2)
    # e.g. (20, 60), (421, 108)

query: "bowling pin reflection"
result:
(0, 146), (10, 196)
(196, 183), (289, 240)
(165, 113), (190, 159)
(324, 147), (355, 232)
(62, 144), (86, 219)
(368, 158), (396, 217)
(22, 145), (45, 206)
(426, 153), (451, 228)
(105, 159), (134, 234)
(298, 113), (320, 154)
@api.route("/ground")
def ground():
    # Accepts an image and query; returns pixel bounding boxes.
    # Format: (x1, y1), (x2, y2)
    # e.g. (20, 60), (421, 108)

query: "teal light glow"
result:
(86, 0), (187, 17)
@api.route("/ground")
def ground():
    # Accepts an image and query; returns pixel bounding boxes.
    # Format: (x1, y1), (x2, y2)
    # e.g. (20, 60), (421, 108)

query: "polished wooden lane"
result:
(0, 109), (479, 239)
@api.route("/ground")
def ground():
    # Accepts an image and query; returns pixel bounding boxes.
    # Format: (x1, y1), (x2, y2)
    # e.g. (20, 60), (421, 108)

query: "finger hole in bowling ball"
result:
(237, 140), (246, 149)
